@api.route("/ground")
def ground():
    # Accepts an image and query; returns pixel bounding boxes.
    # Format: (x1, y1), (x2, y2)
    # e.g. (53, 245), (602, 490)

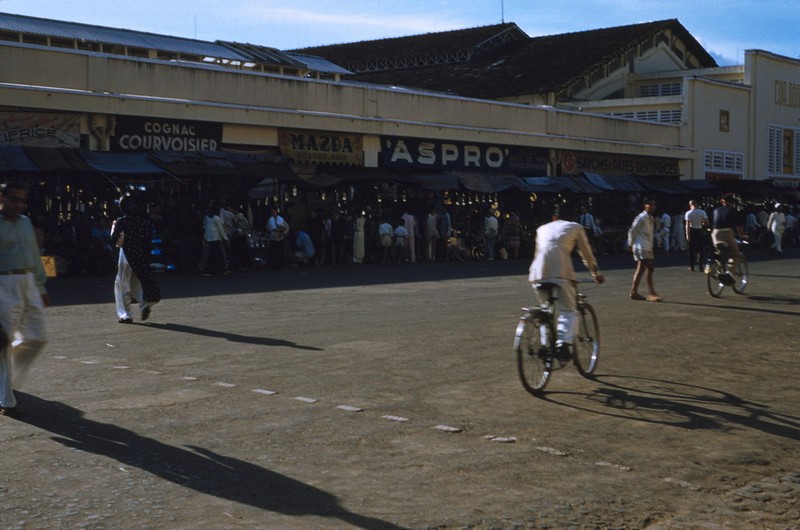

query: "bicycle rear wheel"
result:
(514, 311), (554, 393)
(574, 303), (600, 376)
(706, 262), (725, 298)
(732, 256), (749, 294)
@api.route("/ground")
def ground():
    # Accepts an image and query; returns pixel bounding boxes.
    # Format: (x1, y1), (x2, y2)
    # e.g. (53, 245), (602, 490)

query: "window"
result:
(639, 83), (681, 97)
(704, 149), (744, 177)
(768, 125), (800, 176)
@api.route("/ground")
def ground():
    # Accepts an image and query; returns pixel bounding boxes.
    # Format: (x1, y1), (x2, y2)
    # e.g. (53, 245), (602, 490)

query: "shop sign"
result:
(772, 178), (800, 189)
(279, 130), (362, 165)
(112, 117), (221, 151)
(381, 136), (547, 173)
(559, 150), (679, 177)
(0, 112), (80, 147)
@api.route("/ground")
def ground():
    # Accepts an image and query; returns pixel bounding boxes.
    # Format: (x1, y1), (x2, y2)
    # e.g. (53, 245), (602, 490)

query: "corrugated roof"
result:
(0, 12), (248, 60)
(283, 52), (352, 75)
(298, 20), (718, 100)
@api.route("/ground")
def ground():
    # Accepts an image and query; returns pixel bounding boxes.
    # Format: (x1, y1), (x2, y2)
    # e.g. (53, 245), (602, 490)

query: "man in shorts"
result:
(628, 197), (662, 302)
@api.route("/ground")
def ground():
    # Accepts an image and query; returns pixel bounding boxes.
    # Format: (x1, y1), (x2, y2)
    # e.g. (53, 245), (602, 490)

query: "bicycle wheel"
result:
(706, 261), (725, 298)
(514, 311), (554, 393)
(574, 303), (600, 377)
(732, 255), (749, 294)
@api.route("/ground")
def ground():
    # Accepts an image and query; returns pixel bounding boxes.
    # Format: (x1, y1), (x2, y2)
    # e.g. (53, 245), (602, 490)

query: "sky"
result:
(0, 0), (797, 66)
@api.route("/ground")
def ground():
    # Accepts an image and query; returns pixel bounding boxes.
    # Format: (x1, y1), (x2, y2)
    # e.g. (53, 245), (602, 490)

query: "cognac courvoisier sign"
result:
(112, 117), (222, 152)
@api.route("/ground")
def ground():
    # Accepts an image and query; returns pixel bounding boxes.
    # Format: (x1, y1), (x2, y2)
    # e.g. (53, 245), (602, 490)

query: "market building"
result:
(1, 13), (797, 271)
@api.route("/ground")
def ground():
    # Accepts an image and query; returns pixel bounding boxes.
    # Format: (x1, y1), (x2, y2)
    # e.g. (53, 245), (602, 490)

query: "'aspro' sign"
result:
(381, 136), (547, 174)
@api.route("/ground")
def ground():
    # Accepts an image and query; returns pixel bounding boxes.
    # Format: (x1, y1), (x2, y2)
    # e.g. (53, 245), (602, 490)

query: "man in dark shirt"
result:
(711, 195), (745, 268)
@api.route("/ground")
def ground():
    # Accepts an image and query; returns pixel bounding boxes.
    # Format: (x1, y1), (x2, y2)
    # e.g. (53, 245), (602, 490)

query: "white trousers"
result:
(0, 273), (48, 408)
(533, 280), (578, 346)
(115, 249), (143, 319)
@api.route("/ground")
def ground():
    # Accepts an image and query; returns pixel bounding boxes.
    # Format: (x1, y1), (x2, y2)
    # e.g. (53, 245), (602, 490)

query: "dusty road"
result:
(2, 250), (799, 529)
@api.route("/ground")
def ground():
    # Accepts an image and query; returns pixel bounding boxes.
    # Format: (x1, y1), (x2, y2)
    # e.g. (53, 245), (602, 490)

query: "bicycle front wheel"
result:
(574, 303), (600, 376)
(706, 262), (725, 298)
(514, 312), (554, 393)
(732, 255), (749, 294)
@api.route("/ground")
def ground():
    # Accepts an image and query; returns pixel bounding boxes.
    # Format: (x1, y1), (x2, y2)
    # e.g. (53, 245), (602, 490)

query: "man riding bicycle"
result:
(711, 195), (746, 271)
(528, 206), (604, 357)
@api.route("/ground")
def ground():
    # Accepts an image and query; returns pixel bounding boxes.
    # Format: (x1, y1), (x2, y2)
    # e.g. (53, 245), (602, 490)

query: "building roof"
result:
(294, 19), (718, 99)
(0, 12), (349, 75)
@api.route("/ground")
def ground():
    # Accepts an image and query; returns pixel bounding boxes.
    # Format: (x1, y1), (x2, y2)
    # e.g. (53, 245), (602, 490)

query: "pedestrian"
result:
(111, 195), (143, 323)
(578, 205), (600, 253)
(266, 206), (290, 269)
(767, 203), (787, 256)
(628, 197), (662, 302)
(528, 205), (604, 357)
(503, 210), (521, 259)
(202, 202), (229, 276)
(290, 229), (315, 266)
(378, 219), (393, 264)
(394, 219), (409, 264)
(352, 210), (366, 264)
(401, 210), (418, 263)
(110, 194), (161, 320)
(658, 210), (672, 252)
(0, 182), (50, 416)
(424, 207), (438, 262)
(484, 208), (499, 260)
(684, 200), (708, 271)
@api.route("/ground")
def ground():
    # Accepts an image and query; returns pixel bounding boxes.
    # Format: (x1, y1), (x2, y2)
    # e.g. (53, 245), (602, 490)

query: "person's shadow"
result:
(14, 393), (404, 529)
(143, 322), (323, 351)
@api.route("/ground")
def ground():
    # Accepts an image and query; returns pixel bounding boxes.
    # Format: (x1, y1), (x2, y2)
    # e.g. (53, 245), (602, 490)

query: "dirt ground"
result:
(1, 250), (799, 529)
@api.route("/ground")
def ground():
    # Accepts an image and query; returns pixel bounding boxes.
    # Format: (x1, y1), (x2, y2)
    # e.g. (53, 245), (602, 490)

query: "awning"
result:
(149, 151), (239, 177)
(450, 171), (521, 192)
(519, 176), (602, 193)
(23, 147), (94, 172)
(518, 176), (574, 193)
(584, 172), (644, 192)
(636, 176), (690, 194)
(680, 179), (717, 191)
(0, 146), (39, 172)
(78, 150), (166, 174)
(409, 172), (459, 190)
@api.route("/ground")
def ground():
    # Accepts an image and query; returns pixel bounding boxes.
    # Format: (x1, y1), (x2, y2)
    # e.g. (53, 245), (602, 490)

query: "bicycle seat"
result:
(534, 282), (560, 300)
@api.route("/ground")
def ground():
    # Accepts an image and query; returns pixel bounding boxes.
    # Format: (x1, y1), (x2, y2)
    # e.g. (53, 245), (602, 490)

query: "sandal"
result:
(646, 294), (663, 302)
(629, 293), (645, 300)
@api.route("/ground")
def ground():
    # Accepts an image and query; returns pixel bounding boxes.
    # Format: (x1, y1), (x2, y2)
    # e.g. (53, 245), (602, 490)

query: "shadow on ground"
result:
(14, 392), (405, 529)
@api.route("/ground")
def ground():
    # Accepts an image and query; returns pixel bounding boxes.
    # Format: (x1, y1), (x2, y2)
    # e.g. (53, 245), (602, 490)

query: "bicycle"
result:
(514, 281), (600, 393)
(705, 240), (748, 298)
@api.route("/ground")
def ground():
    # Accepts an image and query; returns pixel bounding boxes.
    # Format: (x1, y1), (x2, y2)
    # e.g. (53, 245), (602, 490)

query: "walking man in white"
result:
(0, 182), (49, 416)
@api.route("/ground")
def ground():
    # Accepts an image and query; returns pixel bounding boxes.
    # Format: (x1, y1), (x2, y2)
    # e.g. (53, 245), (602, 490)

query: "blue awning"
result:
(636, 176), (690, 194)
(450, 171), (521, 192)
(78, 150), (166, 174)
(584, 172), (644, 192)
(0, 146), (40, 172)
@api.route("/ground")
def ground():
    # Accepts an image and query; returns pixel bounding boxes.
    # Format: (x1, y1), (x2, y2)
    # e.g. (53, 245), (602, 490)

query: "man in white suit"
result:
(528, 206), (604, 355)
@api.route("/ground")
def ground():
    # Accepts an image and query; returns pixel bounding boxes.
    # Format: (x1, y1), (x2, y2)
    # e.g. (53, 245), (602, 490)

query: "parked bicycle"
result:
(705, 240), (749, 297)
(514, 281), (599, 393)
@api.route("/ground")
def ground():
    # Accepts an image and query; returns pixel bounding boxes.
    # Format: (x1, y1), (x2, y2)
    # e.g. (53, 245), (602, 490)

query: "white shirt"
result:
(528, 220), (597, 283)
(684, 208), (708, 229)
(203, 214), (227, 242)
(629, 211), (654, 252)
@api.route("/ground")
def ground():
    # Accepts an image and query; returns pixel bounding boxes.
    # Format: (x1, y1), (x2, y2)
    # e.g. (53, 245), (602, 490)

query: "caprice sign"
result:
(381, 136), (547, 173)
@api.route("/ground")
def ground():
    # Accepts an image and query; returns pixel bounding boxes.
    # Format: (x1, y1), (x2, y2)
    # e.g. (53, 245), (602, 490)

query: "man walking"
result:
(629, 197), (662, 302)
(684, 200), (708, 271)
(0, 182), (49, 416)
